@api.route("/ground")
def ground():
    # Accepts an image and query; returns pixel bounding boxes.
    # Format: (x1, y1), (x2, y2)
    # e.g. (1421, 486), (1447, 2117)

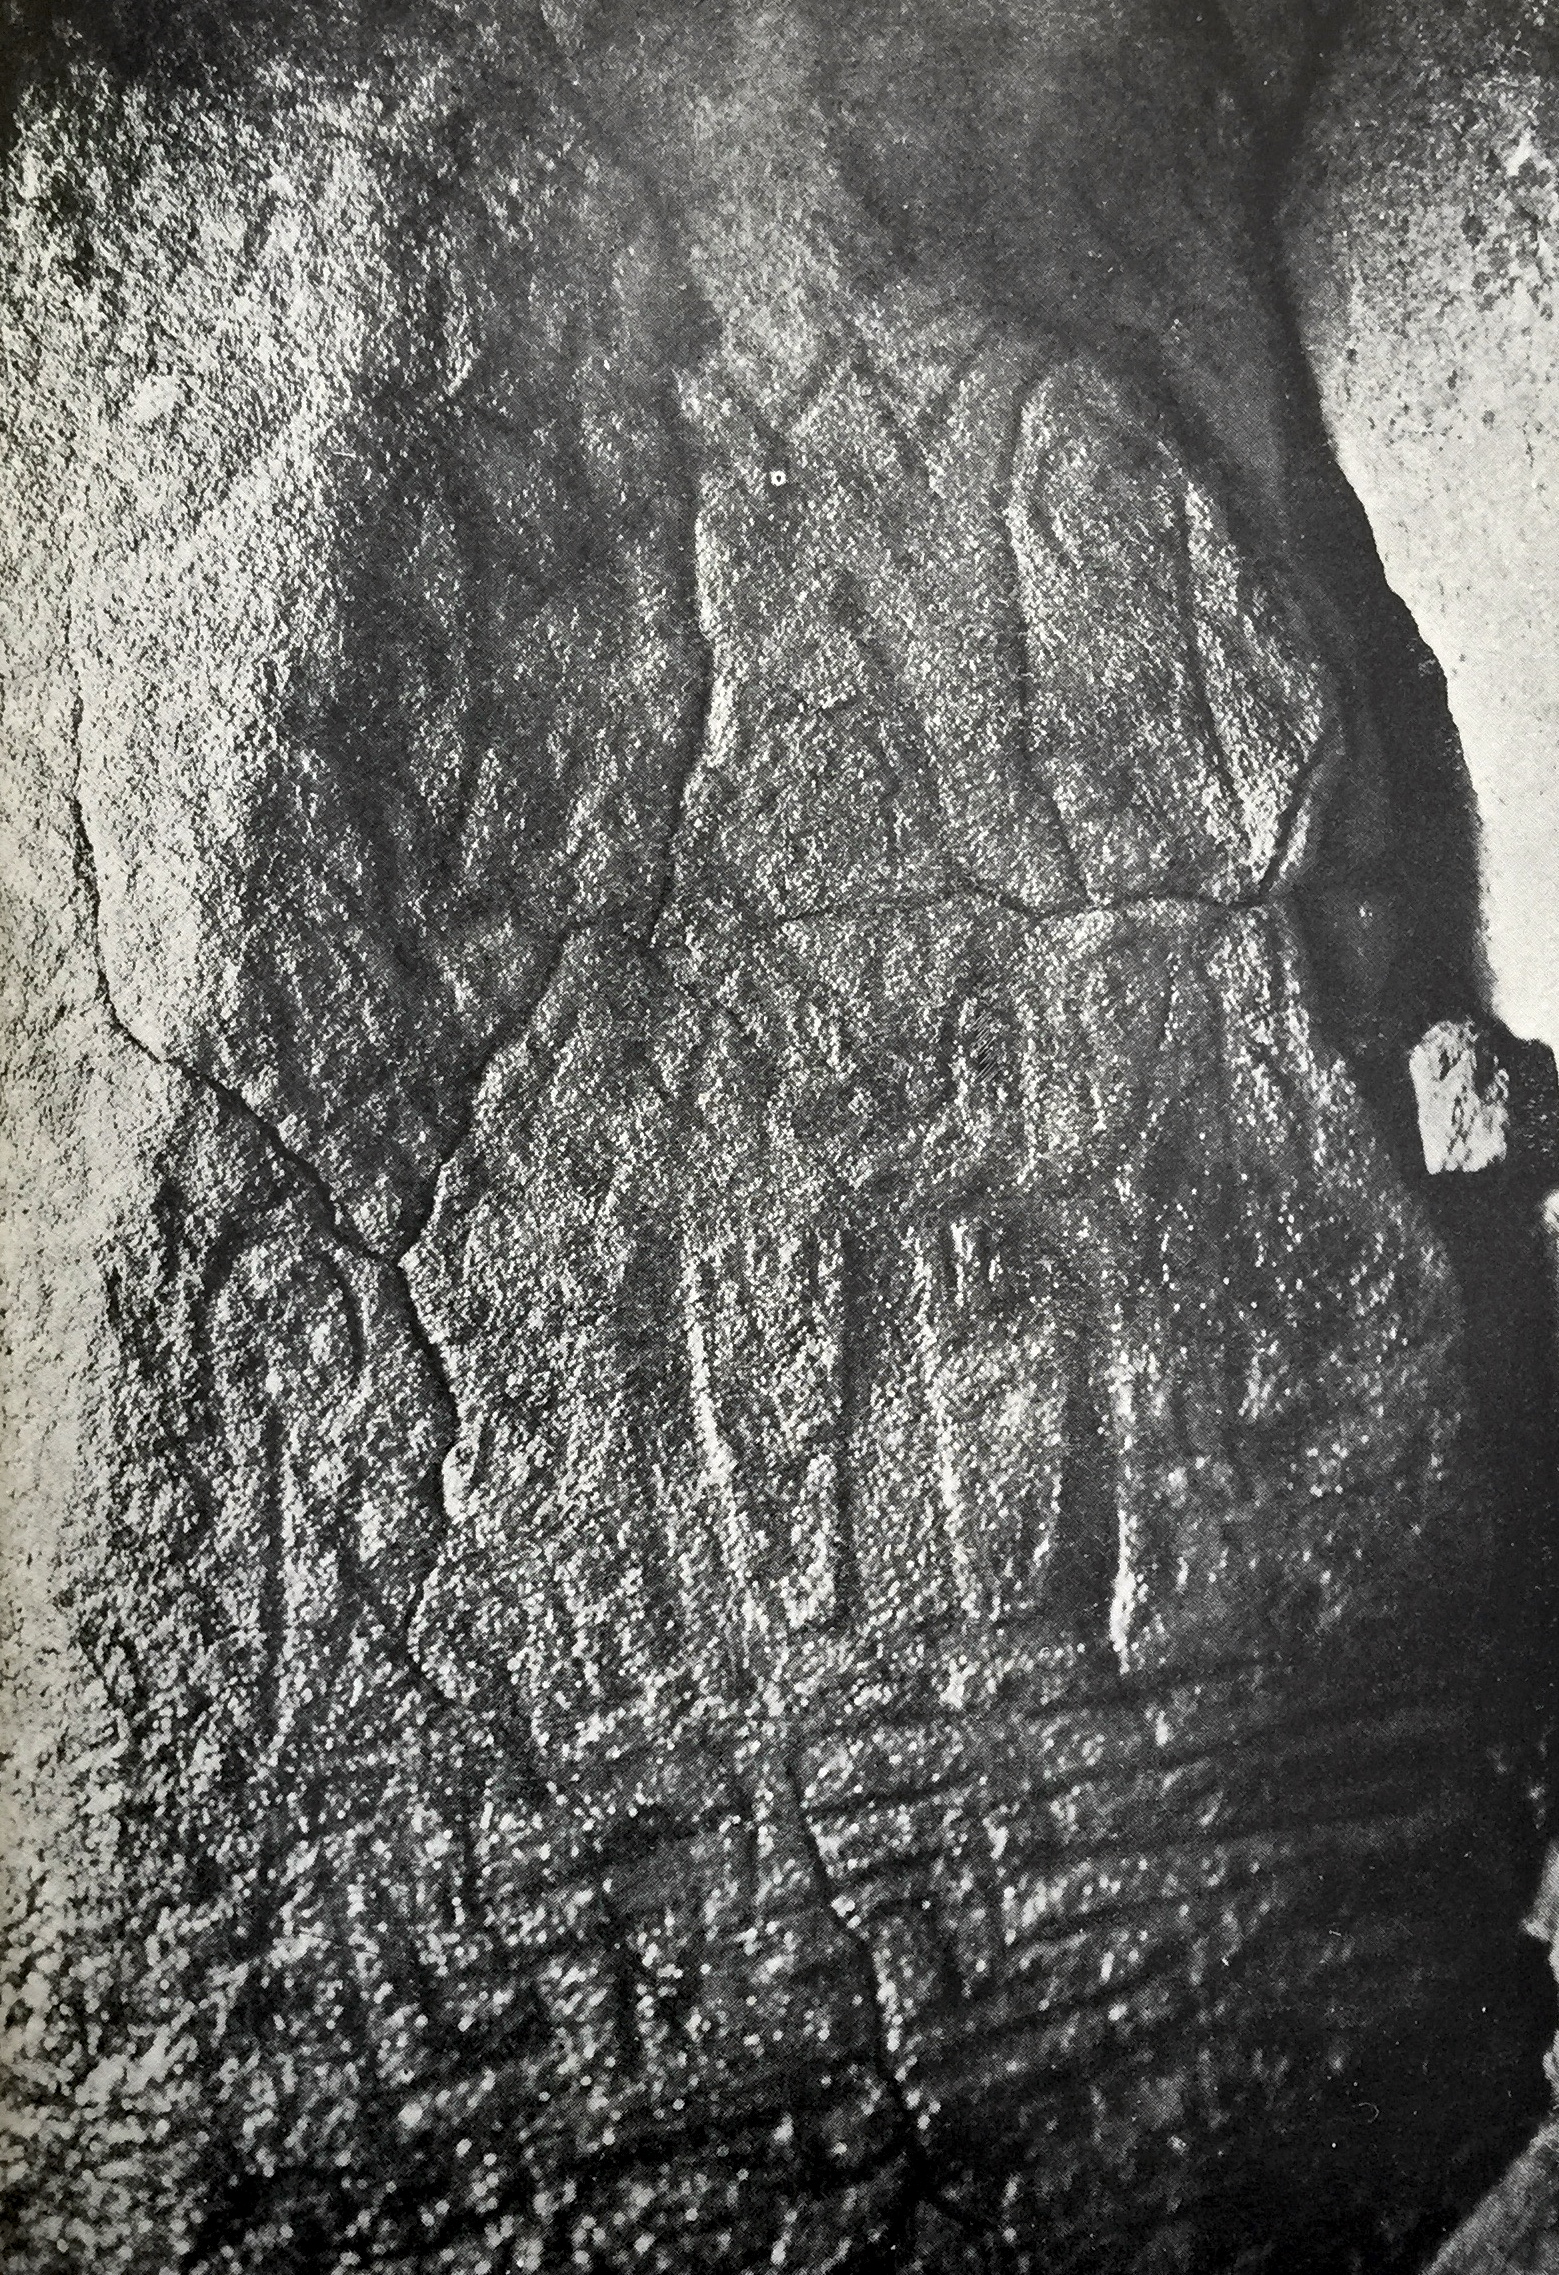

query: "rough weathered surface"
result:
(0, 5), (1550, 2271)
(1428, 2124), (1559, 2275)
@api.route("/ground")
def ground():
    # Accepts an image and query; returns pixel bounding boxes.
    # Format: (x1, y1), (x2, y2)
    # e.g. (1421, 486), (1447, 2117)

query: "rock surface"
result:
(0, 4), (1550, 2271)
(1426, 2124), (1559, 2274)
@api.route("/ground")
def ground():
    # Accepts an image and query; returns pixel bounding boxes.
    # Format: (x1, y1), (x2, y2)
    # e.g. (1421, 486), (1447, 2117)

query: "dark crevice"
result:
(530, 0), (718, 956)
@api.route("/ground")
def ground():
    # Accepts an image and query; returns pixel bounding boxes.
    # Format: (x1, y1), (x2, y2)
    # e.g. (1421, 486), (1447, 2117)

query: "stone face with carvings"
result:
(0, 4), (1547, 2271)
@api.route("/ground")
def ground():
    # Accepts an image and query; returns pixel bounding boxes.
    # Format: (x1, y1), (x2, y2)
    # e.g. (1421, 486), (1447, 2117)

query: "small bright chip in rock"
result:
(1410, 1018), (1559, 1177)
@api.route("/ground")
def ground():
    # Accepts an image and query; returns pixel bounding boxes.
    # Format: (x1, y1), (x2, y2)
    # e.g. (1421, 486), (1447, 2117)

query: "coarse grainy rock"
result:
(1412, 1021), (1517, 1174)
(1426, 2123), (1559, 2274)
(1410, 1017), (1559, 1177)
(0, 5), (1549, 2273)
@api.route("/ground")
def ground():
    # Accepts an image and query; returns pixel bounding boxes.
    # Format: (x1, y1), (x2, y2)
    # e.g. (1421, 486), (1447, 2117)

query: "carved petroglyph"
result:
(1, 6), (1547, 2271)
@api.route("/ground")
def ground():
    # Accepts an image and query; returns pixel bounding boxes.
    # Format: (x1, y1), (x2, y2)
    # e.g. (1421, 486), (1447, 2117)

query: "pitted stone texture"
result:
(1428, 2124), (1559, 2275)
(409, 903), (1472, 1698)
(0, 5), (1545, 2273)
(26, 25), (706, 1259)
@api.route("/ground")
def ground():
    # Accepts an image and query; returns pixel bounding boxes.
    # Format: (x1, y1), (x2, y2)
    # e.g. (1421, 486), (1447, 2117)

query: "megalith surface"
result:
(0, 5), (1549, 2270)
